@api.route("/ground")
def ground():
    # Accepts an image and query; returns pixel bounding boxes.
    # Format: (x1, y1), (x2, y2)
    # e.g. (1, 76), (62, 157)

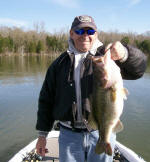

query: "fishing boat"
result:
(9, 130), (146, 162)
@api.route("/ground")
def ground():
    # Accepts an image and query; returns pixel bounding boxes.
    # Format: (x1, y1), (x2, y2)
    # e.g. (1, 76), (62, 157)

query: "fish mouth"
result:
(92, 56), (104, 63)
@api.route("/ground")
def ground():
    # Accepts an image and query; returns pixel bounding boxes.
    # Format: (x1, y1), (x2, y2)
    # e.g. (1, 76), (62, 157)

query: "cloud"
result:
(0, 18), (28, 27)
(51, 0), (79, 8)
(129, 0), (142, 6)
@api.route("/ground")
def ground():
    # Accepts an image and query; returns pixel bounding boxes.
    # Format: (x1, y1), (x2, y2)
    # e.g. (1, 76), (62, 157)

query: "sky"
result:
(0, 0), (149, 34)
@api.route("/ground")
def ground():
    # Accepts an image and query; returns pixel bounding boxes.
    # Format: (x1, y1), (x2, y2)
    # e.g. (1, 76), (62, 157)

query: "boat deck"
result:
(10, 130), (144, 162)
(42, 137), (59, 162)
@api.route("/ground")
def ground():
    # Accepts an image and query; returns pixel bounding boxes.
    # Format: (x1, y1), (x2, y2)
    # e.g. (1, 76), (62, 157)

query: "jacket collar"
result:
(67, 37), (103, 57)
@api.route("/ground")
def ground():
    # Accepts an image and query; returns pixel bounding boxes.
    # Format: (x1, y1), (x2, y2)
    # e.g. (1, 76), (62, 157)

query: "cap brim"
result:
(73, 23), (97, 31)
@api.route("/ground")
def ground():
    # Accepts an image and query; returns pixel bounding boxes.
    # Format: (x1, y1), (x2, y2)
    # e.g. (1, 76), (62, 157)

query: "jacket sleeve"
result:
(116, 45), (147, 80)
(36, 63), (56, 132)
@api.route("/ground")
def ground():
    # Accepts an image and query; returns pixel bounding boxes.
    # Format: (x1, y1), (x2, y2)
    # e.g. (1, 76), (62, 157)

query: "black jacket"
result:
(36, 45), (147, 131)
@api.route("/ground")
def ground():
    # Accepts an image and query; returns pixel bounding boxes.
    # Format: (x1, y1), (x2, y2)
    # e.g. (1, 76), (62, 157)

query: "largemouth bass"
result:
(88, 49), (128, 156)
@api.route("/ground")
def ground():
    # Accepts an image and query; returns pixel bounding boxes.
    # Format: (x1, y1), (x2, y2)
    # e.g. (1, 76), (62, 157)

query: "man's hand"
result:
(105, 41), (126, 61)
(36, 136), (47, 157)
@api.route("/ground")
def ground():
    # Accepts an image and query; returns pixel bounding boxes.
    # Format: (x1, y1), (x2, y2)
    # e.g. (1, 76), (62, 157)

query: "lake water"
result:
(0, 54), (150, 162)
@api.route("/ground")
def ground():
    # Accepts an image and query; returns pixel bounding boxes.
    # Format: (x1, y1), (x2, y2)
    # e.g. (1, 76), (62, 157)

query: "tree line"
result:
(0, 26), (150, 55)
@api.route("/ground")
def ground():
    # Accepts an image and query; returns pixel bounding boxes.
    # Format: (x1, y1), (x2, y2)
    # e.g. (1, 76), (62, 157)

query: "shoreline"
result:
(0, 52), (60, 57)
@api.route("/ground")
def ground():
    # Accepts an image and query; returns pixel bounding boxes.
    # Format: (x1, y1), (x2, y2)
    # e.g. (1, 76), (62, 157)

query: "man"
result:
(36, 15), (147, 162)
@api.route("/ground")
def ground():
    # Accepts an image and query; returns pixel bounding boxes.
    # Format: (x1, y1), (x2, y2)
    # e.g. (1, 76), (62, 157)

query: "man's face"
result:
(70, 27), (98, 53)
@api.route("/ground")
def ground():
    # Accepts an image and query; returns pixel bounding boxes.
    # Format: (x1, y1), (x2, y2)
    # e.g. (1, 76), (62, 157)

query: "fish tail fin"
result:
(105, 143), (113, 156)
(95, 141), (112, 156)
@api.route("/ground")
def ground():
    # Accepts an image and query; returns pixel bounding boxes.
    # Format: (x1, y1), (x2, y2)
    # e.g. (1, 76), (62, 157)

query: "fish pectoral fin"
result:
(111, 90), (117, 102)
(88, 113), (98, 130)
(113, 120), (124, 133)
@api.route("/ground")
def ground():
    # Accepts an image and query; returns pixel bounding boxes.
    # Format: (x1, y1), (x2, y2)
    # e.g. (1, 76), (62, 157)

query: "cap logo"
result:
(79, 16), (91, 22)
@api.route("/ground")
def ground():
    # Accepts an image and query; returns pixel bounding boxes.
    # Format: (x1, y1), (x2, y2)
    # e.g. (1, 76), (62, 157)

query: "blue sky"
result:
(0, 0), (149, 34)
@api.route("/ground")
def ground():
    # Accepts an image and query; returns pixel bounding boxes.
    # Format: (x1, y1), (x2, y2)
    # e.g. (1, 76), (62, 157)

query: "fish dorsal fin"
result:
(113, 120), (124, 133)
(122, 88), (129, 100)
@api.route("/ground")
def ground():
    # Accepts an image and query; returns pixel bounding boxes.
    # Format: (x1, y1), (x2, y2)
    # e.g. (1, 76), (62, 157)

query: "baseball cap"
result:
(71, 15), (97, 31)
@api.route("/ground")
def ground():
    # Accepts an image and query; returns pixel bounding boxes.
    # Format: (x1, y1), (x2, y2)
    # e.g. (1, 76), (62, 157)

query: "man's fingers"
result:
(36, 137), (47, 156)
(110, 41), (126, 60)
(36, 147), (46, 156)
(45, 148), (49, 153)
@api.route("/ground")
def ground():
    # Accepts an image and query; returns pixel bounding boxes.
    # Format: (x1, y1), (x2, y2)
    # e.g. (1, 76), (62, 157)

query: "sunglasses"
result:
(74, 28), (96, 35)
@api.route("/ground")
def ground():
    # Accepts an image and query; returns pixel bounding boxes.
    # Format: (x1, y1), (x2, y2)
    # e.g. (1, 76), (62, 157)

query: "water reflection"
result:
(0, 54), (56, 162)
(0, 54), (150, 161)
(0, 55), (53, 74)
(0, 55), (55, 85)
(118, 56), (150, 160)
